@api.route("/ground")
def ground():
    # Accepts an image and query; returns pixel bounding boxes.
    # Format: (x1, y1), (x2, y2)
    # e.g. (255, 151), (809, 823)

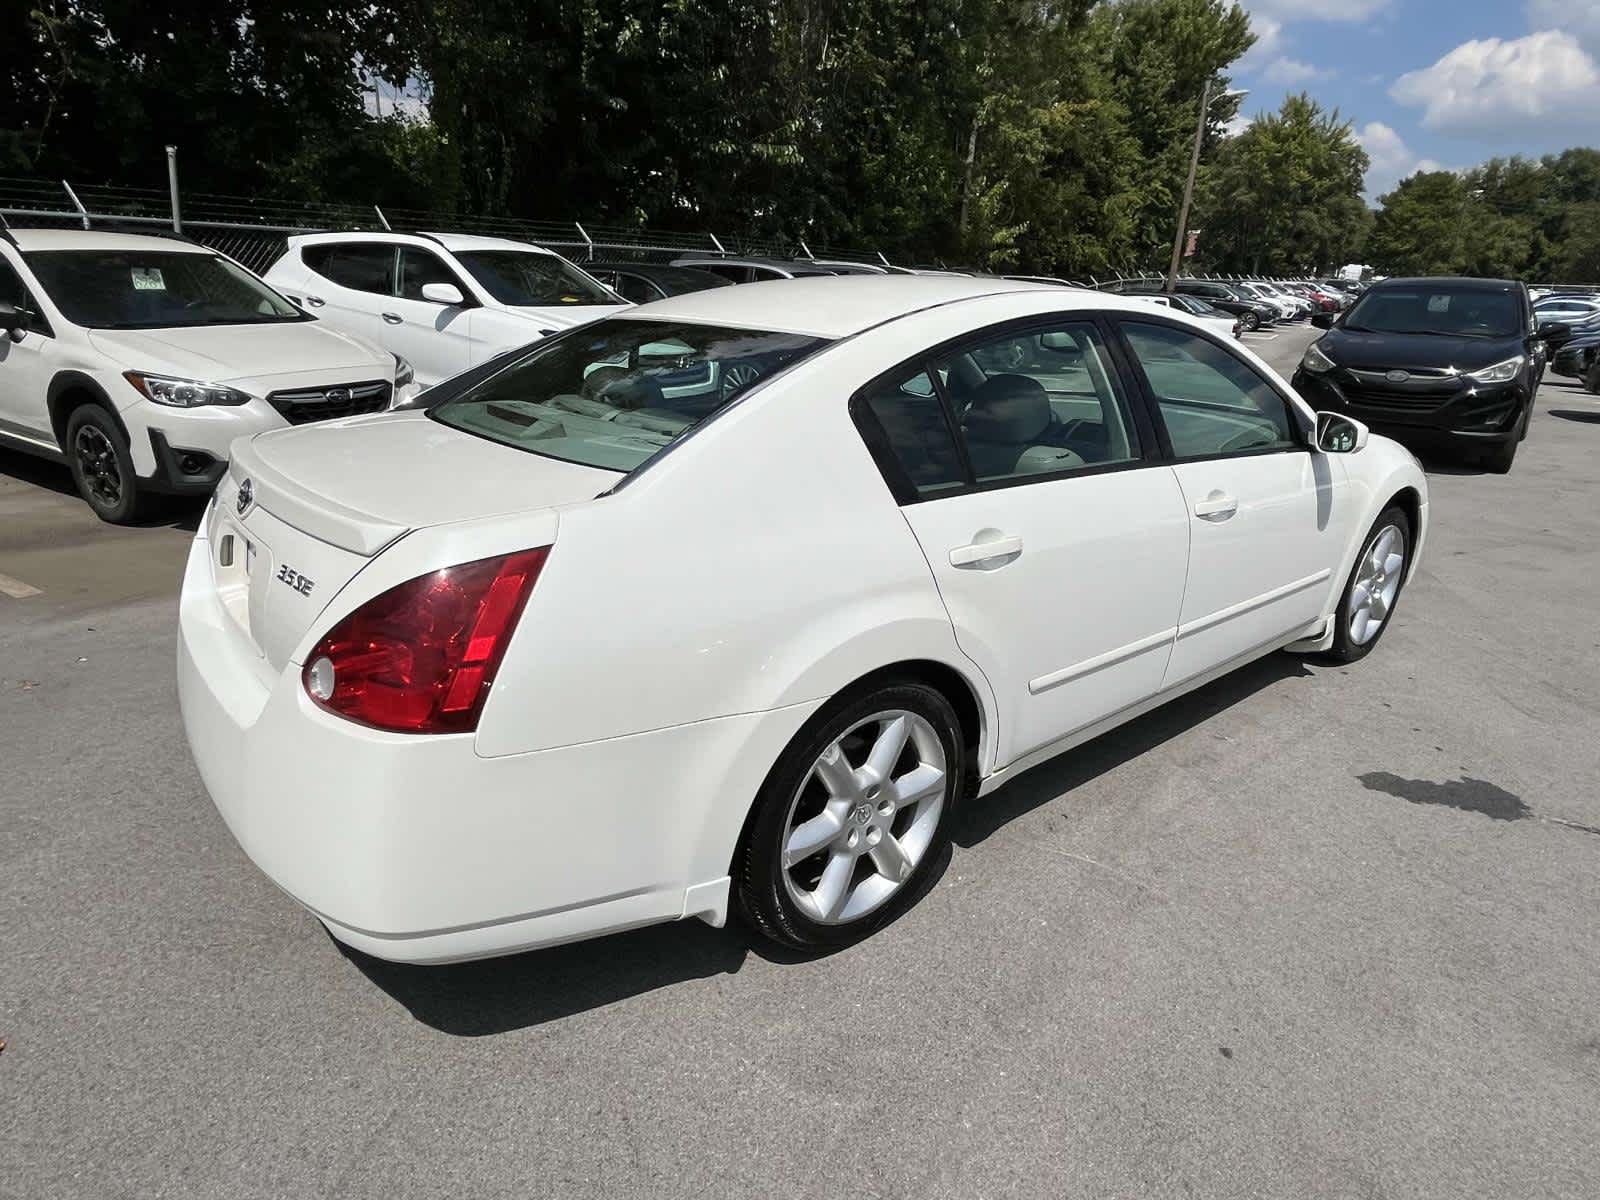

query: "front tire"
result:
(1324, 506), (1411, 663)
(734, 681), (965, 951)
(65, 405), (147, 524)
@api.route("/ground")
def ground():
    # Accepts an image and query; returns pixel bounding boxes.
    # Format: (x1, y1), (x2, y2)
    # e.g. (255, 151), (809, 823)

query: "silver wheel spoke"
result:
(784, 810), (843, 867)
(891, 762), (944, 807)
(813, 744), (858, 799)
(869, 833), (913, 883)
(810, 850), (855, 921)
(1382, 553), (1404, 576)
(862, 715), (909, 786)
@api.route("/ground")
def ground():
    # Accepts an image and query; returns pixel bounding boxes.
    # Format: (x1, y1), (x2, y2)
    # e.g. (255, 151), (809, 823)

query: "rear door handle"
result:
(1193, 492), (1238, 520)
(381, 312), (403, 325)
(304, 295), (326, 307)
(949, 535), (1023, 569)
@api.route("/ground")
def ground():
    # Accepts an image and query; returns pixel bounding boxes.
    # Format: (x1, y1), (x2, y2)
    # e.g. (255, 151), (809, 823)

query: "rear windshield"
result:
(454, 251), (619, 307)
(25, 250), (304, 329)
(428, 318), (830, 472)
(1344, 286), (1522, 338)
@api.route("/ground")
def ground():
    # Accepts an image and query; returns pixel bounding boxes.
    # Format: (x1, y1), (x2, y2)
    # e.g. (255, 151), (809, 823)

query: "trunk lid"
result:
(210, 410), (619, 670)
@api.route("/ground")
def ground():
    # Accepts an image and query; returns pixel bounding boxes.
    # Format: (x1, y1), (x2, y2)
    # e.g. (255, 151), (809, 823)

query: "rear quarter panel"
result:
(469, 333), (983, 759)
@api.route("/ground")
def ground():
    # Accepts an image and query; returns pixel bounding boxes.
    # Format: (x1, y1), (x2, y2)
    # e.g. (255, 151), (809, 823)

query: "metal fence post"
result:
(374, 205), (392, 230)
(165, 145), (182, 234)
(60, 181), (90, 229)
(574, 221), (594, 260)
(708, 233), (727, 255)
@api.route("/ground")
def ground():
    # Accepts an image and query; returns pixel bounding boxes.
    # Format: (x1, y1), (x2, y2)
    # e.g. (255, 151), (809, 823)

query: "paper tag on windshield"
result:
(1427, 294), (1451, 313)
(131, 268), (166, 291)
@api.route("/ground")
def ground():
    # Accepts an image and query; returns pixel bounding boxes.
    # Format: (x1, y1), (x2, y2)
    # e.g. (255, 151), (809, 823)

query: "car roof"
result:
(288, 230), (558, 256)
(1374, 276), (1519, 291)
(586, 261), (724, 278)
(5, 227), (211, 254)
(616, 274), (1064, 338)
(670, 255), (833, 275)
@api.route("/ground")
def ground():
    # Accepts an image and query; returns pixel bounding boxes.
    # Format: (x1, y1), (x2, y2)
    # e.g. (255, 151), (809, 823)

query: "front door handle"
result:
(1193, 492), (1238, 520)
(304, 295), (326, 307)
(950, 534), (1023, 569)
(381, 312), (403, 325)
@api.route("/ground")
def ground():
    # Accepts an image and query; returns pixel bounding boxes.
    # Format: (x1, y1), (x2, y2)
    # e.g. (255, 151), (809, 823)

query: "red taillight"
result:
(302, 547), (549, 733)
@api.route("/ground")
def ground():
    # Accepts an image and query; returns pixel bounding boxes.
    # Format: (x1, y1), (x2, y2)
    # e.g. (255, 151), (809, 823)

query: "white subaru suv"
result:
(0, 228), (417, 523)
(262, 231), (628, 388)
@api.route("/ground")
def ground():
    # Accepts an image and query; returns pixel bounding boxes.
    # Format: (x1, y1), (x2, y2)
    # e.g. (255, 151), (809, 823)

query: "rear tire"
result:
(734, 681), (964, 951)
(65, 405), (148, 524)
(1239, 311), (1260, 333)
(1323, 506), (1411, 664)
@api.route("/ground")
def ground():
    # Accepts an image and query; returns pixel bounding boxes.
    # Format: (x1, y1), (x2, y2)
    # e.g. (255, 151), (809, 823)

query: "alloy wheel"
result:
(74, 425), (124, 508)
(780, 710), (948, 925)
(1349, 524), (1404, 645)
(720, 362), (762, 401)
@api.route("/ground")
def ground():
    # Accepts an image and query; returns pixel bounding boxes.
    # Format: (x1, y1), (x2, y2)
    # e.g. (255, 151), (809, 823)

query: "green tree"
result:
(1198, 93), (1370, 274)
(1369, 171), (1471, 276)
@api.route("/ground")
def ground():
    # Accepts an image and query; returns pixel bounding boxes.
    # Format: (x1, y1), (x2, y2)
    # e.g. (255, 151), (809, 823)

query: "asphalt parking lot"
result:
(4, 324), (1600, 1199)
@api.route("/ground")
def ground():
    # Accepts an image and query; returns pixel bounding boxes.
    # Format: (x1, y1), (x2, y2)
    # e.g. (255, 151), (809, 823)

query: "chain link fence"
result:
(0, 172), (901, 276)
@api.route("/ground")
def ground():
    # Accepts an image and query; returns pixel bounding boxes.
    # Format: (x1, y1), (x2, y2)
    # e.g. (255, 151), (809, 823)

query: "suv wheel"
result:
(1239, 310), (1260, 332)
(66, 405), (147, 524)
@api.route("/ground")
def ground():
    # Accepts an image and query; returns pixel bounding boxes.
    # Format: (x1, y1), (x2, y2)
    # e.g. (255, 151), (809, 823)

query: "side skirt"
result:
(976, 619), (1323, 797)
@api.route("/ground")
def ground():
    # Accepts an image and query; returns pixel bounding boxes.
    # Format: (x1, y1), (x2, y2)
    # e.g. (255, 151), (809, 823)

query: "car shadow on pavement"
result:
(1549, 408), (1600, 424)
(340, 918), (753, 1036)
(0, 447), (205, 531)
(954, 653), (1314, 849)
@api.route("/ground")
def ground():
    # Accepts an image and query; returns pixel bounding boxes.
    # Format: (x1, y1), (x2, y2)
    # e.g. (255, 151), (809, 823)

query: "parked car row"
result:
(0, 228), (974, 519)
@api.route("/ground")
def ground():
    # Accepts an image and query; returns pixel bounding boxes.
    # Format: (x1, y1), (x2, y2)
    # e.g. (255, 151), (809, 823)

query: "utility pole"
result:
(1165, 79), (1211, 294)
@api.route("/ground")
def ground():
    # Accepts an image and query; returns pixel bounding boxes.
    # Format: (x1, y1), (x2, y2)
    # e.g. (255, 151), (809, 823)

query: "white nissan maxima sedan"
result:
(178, 276), (1427, 963)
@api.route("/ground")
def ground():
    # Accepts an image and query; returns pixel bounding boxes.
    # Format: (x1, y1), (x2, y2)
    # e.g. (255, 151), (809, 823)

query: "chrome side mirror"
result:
(1316, 411), (1369, 454)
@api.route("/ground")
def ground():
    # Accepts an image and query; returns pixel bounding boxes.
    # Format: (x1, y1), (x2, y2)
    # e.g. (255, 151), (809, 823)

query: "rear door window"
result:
(303, 243), (395, 294)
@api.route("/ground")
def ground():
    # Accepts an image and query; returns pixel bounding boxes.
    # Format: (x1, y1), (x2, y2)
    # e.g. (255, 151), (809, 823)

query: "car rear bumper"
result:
(177, 530), (813, 963)
(1293, 369), (1529, 446)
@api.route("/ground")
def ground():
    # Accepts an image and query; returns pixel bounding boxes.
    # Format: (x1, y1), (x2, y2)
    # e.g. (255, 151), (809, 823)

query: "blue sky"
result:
(1229, 0), (1600, 198)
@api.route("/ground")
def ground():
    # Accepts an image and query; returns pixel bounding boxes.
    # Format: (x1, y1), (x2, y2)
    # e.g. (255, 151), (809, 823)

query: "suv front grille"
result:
(267, 380), (392, 426)
(1340, 367), (1463, 411)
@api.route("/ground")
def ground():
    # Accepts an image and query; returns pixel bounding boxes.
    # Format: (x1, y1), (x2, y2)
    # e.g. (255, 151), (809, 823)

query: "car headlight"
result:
(392, 354), (415, 388)
(1300, 341), (1337, 374)
(1467, 356), (1525, 385)
(124, 371), (251, 408)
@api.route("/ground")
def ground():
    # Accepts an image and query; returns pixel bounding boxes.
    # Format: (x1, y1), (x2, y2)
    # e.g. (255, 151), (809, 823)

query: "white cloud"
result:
(1262, 57), (1335, 85)
(1390, 30), (1600, 137)
(1236, 0), (1385, 21)
(1231, 0), (1378, 76)
(1525, 0), (1600, 56)
(1224, 111), (1255, 138)
(1357, 121), (1449, 198)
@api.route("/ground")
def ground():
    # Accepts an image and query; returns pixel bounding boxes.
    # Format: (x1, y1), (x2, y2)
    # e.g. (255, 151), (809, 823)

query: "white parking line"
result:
(0, 571), (44, 599)
(1242, 332), (1280, 341)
